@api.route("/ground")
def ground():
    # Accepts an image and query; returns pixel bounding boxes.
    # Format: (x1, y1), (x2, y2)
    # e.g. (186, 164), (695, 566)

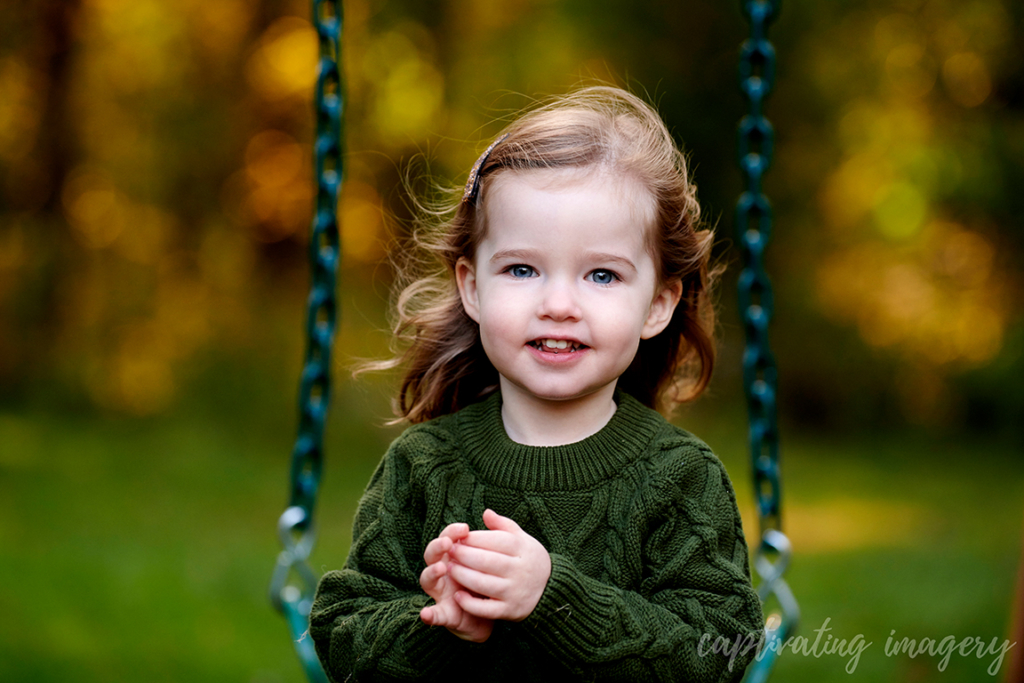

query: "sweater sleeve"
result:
(309, 435), (481, 682)
(518, 445), (765, 683)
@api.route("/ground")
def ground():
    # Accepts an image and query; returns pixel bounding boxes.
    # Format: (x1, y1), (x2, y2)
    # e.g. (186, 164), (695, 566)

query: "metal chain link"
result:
(268, 1), (343, 681)
(736, 2), (799, 681)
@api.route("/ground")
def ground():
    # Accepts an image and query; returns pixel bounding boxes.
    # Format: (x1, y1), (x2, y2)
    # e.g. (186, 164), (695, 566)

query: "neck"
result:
(498, 380), (618, 446)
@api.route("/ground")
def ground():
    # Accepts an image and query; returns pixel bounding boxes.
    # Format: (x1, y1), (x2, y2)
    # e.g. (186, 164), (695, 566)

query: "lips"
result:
(528, 338), (588, 354)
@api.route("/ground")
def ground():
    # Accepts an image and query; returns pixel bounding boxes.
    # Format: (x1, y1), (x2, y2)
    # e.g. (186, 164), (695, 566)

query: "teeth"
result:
(538, 339), (580, 351)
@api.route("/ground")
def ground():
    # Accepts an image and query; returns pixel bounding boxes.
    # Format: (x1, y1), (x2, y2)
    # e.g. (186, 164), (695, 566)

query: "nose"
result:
(538, 278), (582, 322)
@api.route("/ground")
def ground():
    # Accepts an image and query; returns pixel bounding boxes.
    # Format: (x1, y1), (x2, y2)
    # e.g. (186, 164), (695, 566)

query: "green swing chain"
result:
(268, 1), (343, 681)
(736, 1), (800, 680)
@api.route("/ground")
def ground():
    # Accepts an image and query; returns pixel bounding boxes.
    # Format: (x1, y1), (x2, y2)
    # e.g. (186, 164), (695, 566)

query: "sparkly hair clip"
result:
(462, 134), (509, 204)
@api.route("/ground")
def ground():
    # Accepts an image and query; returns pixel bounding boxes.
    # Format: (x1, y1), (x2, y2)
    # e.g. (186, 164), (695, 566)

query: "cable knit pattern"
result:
(311, 392), (764, 682)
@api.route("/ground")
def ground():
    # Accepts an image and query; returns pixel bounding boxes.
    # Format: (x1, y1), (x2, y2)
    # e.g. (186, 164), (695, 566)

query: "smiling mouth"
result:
(528, 338), (588, 354)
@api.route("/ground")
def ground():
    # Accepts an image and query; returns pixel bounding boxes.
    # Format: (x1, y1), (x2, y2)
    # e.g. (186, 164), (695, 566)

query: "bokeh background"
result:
(1, 0), (1022, 681)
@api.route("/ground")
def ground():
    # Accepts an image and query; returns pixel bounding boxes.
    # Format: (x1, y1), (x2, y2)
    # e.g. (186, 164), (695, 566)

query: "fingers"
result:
(455, 510), (522, 555)
(454, 590), (507, 621)
(449, 540), (514, 575)
(483, 508), (521, 533)
(420, 599), (460, 628)
(447, 561), (507, 599)
(460, 530), (519, 556)
(428, 601), (495, 643)
(423, 536), (453, 565)
(428, 515), (518, 557)
(421, 592), (498, 642)
(420, 604), (439, 625)
(424, 522), (471, 565)
(439, 522), (471, 541)
(418, 560), (448, 596)
(453, 616), (495, 643)
(421, 514), (547, 628)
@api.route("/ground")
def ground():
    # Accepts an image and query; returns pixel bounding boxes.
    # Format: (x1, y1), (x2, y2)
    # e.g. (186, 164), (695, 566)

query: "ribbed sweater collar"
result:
(456, 391), (661, 491)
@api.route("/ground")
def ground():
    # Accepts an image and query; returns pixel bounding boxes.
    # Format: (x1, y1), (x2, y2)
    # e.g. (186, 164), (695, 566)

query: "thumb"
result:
(482, 508), (520, 532)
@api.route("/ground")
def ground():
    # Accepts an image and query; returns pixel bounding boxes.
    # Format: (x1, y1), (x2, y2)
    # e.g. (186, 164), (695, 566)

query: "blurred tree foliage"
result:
(0, 0), (1021, 434)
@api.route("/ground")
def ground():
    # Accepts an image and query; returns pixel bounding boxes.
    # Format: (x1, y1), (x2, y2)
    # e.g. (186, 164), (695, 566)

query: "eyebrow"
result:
(489, 248), (637, 274)
(584, 252), (638, 274)
(489, 248), (539, 264)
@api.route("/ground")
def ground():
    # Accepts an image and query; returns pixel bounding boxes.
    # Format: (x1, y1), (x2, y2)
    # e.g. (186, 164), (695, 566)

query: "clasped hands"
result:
(419, 509), (551, 643)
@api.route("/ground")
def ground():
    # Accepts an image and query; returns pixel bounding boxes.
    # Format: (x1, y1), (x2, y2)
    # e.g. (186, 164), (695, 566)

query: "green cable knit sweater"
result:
(311, 391), (764, 682)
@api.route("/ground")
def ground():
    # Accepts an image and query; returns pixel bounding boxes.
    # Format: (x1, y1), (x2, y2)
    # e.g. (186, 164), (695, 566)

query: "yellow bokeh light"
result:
(87, 0), (184, 94)
(934, 20), (968, 56)
(62, 168), (127, 249)
(935, 228), (994, 287)
(873, 181), (928, 240)
(885, 43), (936, 99)
(156, 275), (211, 353)
(816, 246), (877, 322)
(0, 58), (41, 163)
(754, 497), (931, 554)
(880, 104), (932, 147)
(237, 129), (312, 242)
(87, 320), (178, 416)
(455, 0), (533, 32)
(246, 16), (318, 100)
(62, 169), (172, 259)
(0, 222), (26, 271)
(363, 28), (446, 141)
(881, 263), (934, 322)
(819, 153), (890, 229)
(187, 0), (254, 59)
(837, 100), (881, 151)
(199, 228), (255, 292)
(110, 328), (176, 415)
(873, 14), (921, 56)
(816, 222), (1009, 371)
(831, 101), (932, 173)
(377, 59), (445, 140)
(942, 52), (991, 108)
(113, 204), (173, 265)
(340, 182), (385, 263)
(362, 30), (417, 83)
(113, 352), (175, 415)
(952, 305), (1002, 364)
(245, 130), (304, 188)
(243, 182), (311, 243)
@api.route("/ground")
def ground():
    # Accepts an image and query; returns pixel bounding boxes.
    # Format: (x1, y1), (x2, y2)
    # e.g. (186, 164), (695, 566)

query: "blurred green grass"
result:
(0, 375), (1020, 683)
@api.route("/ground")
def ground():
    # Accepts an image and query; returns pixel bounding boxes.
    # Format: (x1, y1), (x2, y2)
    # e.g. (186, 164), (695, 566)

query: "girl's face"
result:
(456, 168), (681, 412)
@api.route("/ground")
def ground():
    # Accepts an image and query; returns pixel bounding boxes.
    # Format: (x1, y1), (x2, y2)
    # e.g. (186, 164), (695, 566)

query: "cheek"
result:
(477, 295), (520, 348)
(604, 291), (652, 331)
(615, 329), (643, 361)
(479, 311), (518, 348)
(478, 284), (527, 320)
(602, 298), (652, 355)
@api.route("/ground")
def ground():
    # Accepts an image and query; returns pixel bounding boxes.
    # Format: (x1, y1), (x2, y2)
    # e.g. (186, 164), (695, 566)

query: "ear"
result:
(455, 256), (481, 323)
(641, 279), (683, 339)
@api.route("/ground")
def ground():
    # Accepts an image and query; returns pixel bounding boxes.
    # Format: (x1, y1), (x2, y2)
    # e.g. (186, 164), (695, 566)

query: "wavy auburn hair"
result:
(368, 86), (719, 423)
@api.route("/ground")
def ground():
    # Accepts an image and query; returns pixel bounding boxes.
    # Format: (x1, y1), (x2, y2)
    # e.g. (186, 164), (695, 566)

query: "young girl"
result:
(311, 86), (764, 682)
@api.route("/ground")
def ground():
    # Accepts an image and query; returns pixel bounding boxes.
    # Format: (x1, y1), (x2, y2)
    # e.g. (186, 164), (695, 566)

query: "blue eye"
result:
(589, 269), (619, 285)
(508, 265), (535, 278)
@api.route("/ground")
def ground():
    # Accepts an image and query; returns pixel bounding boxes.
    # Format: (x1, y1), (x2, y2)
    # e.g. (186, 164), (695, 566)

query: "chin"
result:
(520, 383), (612, 404)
